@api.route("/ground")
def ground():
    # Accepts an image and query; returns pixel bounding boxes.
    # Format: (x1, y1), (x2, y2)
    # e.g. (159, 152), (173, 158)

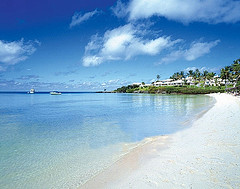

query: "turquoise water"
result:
(0, 93), (214, 188)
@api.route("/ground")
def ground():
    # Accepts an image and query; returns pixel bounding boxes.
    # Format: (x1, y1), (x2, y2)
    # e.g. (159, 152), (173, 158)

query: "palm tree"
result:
(202, 70), (209, 87)
(220, 66), (231, 89)
(207, 72), (216, 79)
(180, 71), (185, 79)
(214, 77), (219, 87)
(170, 73), (178, 81)
(232, 59), (240, 86)
(207, 72), (216, 86)
(156, 74), (160, 81)
(195, 69), (200, 77)
(195, 69), (201, 82)
(232, 59), (240, 72)
(192, 72), (196, 83)
(176, 72), (180, 80)
(187, 70), (194, 77)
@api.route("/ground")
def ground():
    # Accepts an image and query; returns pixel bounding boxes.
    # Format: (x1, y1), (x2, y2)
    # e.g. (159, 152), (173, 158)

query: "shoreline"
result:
(79, 135), (171, 189)
(79, 93), (240, 188)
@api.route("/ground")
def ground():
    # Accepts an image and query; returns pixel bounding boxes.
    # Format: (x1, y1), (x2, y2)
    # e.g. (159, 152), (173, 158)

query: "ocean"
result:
(0, 92), (214, 188)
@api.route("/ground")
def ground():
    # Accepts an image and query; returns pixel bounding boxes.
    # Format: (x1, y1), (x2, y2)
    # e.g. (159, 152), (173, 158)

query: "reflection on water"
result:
(0, 93), (214, 188)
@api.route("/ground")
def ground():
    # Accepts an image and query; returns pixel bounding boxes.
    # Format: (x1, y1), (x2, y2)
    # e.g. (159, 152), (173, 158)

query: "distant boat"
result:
(50, 91), (62, 95)
(28, 89), (35, 94)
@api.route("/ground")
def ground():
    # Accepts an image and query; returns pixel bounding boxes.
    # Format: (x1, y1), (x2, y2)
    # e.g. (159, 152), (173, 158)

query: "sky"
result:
(0, 0), (240, 91)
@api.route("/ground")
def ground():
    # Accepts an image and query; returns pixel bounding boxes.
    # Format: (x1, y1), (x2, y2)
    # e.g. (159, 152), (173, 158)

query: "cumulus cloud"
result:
(83, 24), (181, 66)
(0, 39), (39, 71)
(119, 0), (240, 24)
(70, 9), (100, 28)
(159, 40), (220, 64)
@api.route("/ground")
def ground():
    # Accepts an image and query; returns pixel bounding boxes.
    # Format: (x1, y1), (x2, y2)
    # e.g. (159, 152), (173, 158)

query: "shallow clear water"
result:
(0, 93), (214, 188)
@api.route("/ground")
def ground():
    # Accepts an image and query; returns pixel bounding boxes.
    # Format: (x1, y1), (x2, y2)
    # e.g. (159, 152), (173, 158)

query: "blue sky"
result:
(0, 0), (240, 91)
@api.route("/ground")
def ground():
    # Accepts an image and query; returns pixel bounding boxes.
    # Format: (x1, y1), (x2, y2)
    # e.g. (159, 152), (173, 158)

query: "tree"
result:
(176, 72), (180, 80)
(202, 70), (209, 87)
(170, 73), (177, 80)
(206, 72), (216, 86)
(195, 69), (201, 82)
(231, 59), (240, 86)
(220, 66), (231, 89)
(203, 70), (208, 77)
(187, 70), (194, 77)
(207, 72), (216, 78)
(207, 72), (216, 80)
(180, 71), (185, 79)
(214, 77), (219, 87)
(156, 74), (160, 81)
(195, 69), (200, 77)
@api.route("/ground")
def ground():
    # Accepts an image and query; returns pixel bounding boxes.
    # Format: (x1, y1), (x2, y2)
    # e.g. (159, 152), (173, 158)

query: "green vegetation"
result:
(115, 85), (140, 93)
(114, 58), (240, 94)
(115, 85), (225, 94)
(170, 69), (217, 86)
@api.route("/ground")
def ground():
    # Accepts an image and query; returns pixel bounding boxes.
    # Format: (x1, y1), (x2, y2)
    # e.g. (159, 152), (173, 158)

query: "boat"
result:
(28, 88), (35, 94)
(50, 91), (62, 95)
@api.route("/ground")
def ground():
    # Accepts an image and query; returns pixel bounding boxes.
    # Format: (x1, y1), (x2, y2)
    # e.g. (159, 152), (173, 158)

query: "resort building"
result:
(132, 75), (236, 88)
(132, 83), (142, 86)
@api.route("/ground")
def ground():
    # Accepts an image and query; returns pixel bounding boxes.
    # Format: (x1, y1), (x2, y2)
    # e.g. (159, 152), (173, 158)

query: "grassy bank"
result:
(115, 85), (225, 94)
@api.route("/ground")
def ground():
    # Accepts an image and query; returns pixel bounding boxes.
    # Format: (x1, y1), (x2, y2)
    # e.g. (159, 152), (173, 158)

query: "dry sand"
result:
(80, 93), (240, 189)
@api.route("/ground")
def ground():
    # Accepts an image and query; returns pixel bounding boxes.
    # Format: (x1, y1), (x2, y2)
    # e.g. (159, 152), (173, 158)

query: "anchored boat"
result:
(50, 91), (62, 95)
(28, 88), (35, 94)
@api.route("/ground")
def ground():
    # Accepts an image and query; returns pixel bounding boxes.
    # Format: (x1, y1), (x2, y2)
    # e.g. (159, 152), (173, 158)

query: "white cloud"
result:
(111, 0), (128, 18)
(184, 67), (207, 72)
(83, 24), (181, 66)
(0, 39), (39, 71)
(185, 40), (220, 61)
(82, 56), (103, 67)
(159, 40), (220, 64)
(184, 66), (220, 73)
(70, 9), (100, 28)
(124, 0), (240, 24)
(159, 50), (183, 64)
(100, 79), (129, 89)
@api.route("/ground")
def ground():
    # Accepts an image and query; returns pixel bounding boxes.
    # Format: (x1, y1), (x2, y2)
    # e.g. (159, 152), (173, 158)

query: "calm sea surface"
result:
(0, 92), (214, 188)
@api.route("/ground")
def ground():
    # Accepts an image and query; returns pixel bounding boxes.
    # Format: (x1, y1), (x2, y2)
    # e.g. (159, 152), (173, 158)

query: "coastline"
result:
(79, 135), (171, 189)
(79, 93), (240, 189)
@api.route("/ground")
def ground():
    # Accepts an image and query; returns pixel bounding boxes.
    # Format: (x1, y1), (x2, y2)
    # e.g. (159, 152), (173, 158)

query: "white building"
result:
(132, 83), (142, 86)
(171, 80), (184, 86)
(132, 75), (235, 88)
(140, 83), (153, 87)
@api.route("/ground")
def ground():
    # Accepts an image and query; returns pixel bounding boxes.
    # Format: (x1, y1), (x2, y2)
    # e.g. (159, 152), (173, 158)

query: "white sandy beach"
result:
(80, 93), (240, 189)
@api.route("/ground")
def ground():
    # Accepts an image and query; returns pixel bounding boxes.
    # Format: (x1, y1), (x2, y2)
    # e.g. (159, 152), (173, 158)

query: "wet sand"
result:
(79, 93), (240, 189)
